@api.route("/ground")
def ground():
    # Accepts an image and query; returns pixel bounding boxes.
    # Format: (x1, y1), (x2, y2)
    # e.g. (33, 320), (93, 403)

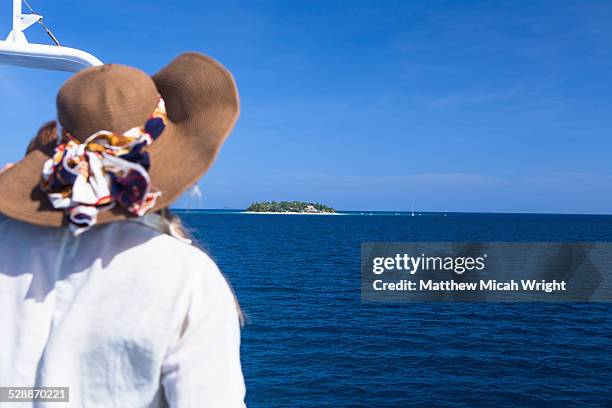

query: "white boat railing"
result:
(0, 0), (101, 72)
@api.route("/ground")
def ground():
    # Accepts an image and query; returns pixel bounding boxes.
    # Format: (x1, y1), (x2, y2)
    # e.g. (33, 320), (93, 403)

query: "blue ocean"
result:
(177, 211), (612, 408)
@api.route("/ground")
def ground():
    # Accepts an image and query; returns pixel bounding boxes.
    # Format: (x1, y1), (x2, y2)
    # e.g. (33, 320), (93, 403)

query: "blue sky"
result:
(0, 0), (611, 213)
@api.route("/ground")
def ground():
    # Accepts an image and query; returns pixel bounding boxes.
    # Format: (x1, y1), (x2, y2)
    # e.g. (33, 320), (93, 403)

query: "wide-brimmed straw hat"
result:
(0, 52), (239, 227)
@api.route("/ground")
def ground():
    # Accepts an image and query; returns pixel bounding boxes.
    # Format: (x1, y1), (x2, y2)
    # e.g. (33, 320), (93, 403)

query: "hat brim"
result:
(0, 52), (239, 227)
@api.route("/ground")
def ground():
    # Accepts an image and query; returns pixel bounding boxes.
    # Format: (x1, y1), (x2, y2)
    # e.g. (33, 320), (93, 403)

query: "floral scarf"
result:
(41, 98), (167, 235)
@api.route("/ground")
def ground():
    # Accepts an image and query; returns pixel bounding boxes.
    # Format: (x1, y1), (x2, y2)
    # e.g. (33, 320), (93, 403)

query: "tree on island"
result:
(246, 201), (336, 213)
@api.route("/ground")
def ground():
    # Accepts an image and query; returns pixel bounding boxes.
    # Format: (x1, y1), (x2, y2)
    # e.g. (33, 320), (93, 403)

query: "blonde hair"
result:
(159, 208), (193, 242)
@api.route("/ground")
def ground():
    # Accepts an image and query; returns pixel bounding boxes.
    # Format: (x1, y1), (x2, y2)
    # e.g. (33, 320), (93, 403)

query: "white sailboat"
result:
(0, 0), (101, 72)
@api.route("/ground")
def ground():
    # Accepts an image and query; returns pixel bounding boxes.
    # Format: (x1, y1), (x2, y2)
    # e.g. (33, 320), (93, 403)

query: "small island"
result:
(245, 201), (336, 214)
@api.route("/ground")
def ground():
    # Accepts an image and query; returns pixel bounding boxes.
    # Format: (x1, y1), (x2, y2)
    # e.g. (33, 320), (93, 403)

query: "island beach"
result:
(241, 211), (344, 215)
(245, 201), (338, 214)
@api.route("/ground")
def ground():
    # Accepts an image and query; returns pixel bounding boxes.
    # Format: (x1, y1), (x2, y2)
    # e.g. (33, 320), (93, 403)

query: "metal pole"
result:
(12, 0), (21, 35)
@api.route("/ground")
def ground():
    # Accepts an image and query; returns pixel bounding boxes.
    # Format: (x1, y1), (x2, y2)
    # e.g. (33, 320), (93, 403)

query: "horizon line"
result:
(171, 208), (612, 217)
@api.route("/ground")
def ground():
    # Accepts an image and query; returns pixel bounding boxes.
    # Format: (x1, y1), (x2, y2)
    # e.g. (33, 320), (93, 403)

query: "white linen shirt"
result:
(0, 214), (246, 407)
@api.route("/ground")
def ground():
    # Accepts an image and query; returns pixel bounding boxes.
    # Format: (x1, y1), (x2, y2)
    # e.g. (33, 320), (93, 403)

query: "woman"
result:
(0, 53), (246, 406)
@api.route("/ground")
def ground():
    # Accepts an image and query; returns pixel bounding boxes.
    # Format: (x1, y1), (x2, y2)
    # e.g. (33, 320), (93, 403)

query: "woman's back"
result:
(0, 214), (245, 407)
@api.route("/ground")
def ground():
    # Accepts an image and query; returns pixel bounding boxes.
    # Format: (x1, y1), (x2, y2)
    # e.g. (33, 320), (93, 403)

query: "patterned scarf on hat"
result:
(41, 98), (167, 235)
